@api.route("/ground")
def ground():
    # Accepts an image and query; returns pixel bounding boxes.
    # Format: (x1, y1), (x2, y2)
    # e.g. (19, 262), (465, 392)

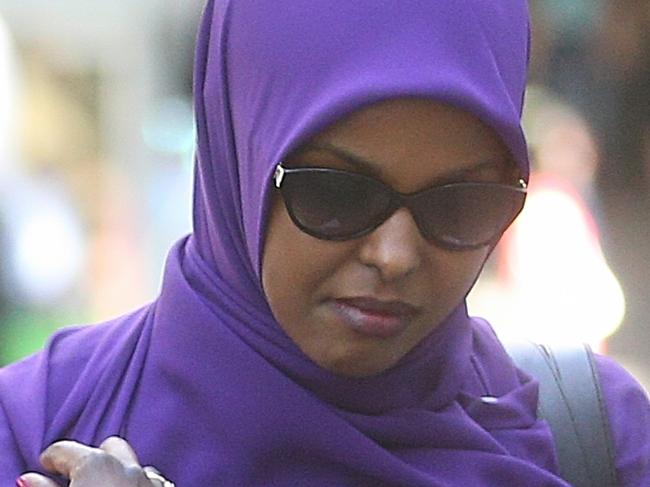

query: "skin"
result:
(18, 437), (160, 486)
(262, 98), (519, 377)
(19, 98), (519, 485)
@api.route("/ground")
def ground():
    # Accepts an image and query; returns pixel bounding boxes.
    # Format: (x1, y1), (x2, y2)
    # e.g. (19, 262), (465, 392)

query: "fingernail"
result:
(16, 477), (30, 487)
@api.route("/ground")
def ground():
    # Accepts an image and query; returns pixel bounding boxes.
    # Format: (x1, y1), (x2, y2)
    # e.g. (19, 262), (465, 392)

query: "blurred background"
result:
(0, 1), (648, 388)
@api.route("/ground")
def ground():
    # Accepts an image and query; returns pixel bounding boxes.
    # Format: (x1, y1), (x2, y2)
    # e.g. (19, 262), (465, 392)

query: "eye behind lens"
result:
(279, 168), (395, 240)
(410, 183), (525, 250)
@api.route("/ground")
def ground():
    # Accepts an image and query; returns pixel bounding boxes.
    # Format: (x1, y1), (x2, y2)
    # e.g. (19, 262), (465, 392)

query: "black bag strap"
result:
(503, 341), (619, 487)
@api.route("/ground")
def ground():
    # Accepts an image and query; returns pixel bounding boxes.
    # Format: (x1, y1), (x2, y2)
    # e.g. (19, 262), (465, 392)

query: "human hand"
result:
(17, 437), (172, 487)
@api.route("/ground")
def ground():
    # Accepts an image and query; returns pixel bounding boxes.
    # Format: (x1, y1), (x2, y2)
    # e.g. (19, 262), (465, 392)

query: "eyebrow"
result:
(298, 142), (506, 183)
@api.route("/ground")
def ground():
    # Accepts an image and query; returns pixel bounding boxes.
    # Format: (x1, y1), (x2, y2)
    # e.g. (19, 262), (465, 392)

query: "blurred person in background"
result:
(525, 0), (650, 386)
(1, 1), (649, 486)
(470, 89), (626, 349)
(585, 2), (650, 373)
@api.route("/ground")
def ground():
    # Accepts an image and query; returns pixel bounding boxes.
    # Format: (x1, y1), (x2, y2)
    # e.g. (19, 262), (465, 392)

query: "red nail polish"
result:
(16, 477), (30, 487)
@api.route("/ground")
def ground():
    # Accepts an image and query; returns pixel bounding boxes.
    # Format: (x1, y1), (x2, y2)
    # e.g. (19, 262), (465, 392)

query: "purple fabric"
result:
(1, 302), (649, 485)
(0, 0), (648, 485)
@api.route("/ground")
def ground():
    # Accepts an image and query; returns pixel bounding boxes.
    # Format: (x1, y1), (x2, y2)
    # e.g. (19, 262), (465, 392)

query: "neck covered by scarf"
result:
(2, 1), (574, 485)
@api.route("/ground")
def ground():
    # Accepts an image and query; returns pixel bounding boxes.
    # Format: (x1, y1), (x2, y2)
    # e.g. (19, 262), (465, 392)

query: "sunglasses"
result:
(273, 163), (527, 250)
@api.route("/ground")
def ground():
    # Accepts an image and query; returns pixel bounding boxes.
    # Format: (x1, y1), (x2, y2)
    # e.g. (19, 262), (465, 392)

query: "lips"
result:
(329, 297), (420, 338)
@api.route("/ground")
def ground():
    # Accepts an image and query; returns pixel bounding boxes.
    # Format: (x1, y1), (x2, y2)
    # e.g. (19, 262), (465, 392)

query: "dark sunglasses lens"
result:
(281, 170), (392, 239)
(413, 184), (524, 248)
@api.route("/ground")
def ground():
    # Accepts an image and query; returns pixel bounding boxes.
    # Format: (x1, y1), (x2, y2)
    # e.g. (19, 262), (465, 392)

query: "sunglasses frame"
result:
(273, 163), (527, 250)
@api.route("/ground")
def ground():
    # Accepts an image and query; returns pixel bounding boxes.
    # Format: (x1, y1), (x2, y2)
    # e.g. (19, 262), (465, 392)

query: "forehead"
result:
(304, 98), (512, 191)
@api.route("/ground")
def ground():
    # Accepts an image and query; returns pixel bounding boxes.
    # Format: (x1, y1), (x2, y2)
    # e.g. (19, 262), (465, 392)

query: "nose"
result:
(358, 207), (423, 282)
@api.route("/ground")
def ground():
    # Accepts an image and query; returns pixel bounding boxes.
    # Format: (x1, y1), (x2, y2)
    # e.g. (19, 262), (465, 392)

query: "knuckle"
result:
(42, 439), (76, 455)
(40, 440), (82, 465)
(100, 435), (126, 449)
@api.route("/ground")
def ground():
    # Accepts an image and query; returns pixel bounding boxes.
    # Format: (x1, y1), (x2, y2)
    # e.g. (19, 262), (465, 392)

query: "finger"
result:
(17, 472), (61, 487)
(40, 440), (96, 476)
(99, 436), (141, 468)
(39, 440), (152, 487)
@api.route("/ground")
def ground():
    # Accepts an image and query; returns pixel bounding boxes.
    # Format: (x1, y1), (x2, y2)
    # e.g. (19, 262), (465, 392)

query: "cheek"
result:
(262, 201), (304, 306)
(455, 249), (490, 291)
(261, 199), (350, 323)
(428, 246), (491, 301)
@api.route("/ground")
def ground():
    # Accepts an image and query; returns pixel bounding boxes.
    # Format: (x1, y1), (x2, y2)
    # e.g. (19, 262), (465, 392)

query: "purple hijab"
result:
(3, 0), (613, 485)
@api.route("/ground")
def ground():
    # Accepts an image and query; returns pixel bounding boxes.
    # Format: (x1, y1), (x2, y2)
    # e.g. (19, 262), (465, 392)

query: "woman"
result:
(2, 0), (649, 485)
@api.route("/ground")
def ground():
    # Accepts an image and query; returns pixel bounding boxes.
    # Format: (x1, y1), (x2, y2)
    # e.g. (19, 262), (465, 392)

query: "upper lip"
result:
(333, 297), (421, 317)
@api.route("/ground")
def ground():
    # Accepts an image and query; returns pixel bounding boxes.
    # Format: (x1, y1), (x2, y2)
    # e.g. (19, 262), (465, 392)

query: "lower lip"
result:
(329, 300), (412, 339)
